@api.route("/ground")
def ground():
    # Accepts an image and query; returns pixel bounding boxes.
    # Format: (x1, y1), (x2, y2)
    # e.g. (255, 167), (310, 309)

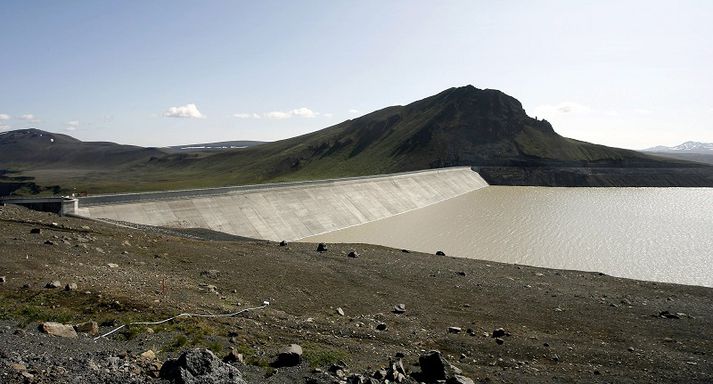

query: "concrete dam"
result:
(73, 167), (488, 241)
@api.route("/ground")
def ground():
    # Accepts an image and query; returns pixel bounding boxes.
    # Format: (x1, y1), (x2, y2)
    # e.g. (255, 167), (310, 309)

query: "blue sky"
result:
(1, 0), (711, 149)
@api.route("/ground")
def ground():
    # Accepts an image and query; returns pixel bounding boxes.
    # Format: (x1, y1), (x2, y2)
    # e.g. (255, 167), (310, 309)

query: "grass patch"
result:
(302, 343), (349, 367)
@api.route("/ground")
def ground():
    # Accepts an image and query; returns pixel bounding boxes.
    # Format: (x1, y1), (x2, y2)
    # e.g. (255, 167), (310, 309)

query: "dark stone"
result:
(316, 243), (328, 252)
(495, 337), (504, 345)
(279, 240), (287, 246)
(418, 350), (460, 381)
(393, 304), (406, 314)
(400, 249), (410, 253)
(347, 250), (359, 258)
(376, 323), (387, 331)
(30, 228), (42, 234)
(435, 250), (446, 256)
(492, 327), (506, 337)
(272, 344), (303, 367)
(160, 348), (246, 384)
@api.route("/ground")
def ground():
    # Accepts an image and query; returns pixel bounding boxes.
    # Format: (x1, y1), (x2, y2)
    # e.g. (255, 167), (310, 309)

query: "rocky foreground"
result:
(0, 205), (711, 383)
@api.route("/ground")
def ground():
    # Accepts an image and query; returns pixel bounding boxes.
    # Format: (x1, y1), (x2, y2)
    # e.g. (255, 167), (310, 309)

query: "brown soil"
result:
(0, 205), (711, 383)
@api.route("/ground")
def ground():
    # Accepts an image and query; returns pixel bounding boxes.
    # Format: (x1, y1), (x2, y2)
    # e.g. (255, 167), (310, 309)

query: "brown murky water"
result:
(303, 186), (713, 287)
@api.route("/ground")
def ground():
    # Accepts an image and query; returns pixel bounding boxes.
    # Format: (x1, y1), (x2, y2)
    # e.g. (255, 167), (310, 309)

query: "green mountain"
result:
(2, 85), (713, 194)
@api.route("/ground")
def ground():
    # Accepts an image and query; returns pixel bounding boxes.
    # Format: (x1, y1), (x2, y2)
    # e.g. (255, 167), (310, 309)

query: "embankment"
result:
(75, 167), (487, 241)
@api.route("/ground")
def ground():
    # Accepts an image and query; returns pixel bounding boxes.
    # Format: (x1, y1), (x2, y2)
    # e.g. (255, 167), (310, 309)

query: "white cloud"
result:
(634, 108), (653, 115)
(323, 113), (334, 118)
(233, 113), (261, 119)
(531, 102), (591, 119)
(348, 109), (359, 114)
(233, 107), (320, 120)
(163, 103), (206, 119)
(0, 125), (9, 131)
(18, 114), (40, 123)
(264, 111), (292, 120)
(66, 122), (78, 131)
(264, 107), (318, 120)
(0, 114), (10, 120)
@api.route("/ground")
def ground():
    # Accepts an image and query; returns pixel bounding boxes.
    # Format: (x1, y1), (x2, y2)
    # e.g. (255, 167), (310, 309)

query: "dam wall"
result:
(75, 167), (488, 241)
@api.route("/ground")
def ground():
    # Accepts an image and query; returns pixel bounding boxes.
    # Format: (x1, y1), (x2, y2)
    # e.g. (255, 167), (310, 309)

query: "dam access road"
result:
(72, 167), (488, 241)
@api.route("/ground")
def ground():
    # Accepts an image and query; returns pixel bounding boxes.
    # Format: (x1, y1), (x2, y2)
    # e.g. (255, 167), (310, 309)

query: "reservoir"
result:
(303, 187), (713, 287)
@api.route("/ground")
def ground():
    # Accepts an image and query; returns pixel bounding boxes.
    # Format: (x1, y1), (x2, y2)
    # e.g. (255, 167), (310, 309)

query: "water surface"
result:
(304, 187), (713, 287)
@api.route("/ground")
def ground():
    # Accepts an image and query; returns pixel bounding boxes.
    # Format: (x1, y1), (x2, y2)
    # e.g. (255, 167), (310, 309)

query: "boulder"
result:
(160, 348), (246, 384)
(336, 307), (345, 316)
(0, 276), (6, 284)
(393, 304), (406, 314)
(30, 228), (42, 234)
(448, 326), (462, 334)
(376, 323), (387, 331)
(272, 344), (303, 367)
(316, 243), (328, 252)
(223, 350), (244, 364)
(40, 322), (78, 338)
(435, 250), (446, 256)
(74, 321), (99, 335)
(492, 327), (506, 337)
(65, 282), (78, 291)
(347, 250), (359, 258)
(279, 240), (288, 246)
(45, 281), (62, 289)
(418, 350), (461, 381)
(141, 350), (157, 360)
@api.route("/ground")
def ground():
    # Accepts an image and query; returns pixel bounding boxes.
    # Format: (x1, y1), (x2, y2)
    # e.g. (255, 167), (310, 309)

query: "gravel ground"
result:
(1, 204), (711, 383)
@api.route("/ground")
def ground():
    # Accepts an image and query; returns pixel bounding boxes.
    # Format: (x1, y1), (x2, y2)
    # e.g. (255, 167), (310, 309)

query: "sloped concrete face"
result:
(77, 167), (488, 241)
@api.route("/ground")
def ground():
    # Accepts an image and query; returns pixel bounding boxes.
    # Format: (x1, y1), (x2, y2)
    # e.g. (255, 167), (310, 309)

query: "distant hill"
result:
(642, 141), (713, 165)
(645, 141), (713, 154)
(2, 86), (713, 194)
(162, 85), (712, 187)
(0, 128), (165, 169)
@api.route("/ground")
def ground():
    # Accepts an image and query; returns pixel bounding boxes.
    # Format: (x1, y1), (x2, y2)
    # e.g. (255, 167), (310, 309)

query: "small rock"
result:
(30, 228), (42, 234)
(448, 327), (462, 334)
(400, 249), (410, 253)
(316, 243), (328, 252)
(45, 281), (62, 289)
(45, 240), (55, 245)
(393, 304), (406, 314)
(376, 323), (387, 331)
(435, 250), (446, 256)
(107, 263), (119, 268)
(200, 270), (220, 279)
(40, 322), (78, 338)
(224, 350), (244, 364)
(65, 282), (78, 291)
(628, 346), (635, 352)
(347, 250), (359, 258)
(447, 375), (476, 384)
(492, 328), (506, 338)
(279, 240), (287, 246)
(74, 321), (99, 335)
(0, 276), (5, 284)
(495, 337), (504, 345)
(272, 344), (303, 367)
(659, 311), (681, 319)
(456, 271), (466, 276)
(336, 307), (345, 316)
(141, 350), (157, 360)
